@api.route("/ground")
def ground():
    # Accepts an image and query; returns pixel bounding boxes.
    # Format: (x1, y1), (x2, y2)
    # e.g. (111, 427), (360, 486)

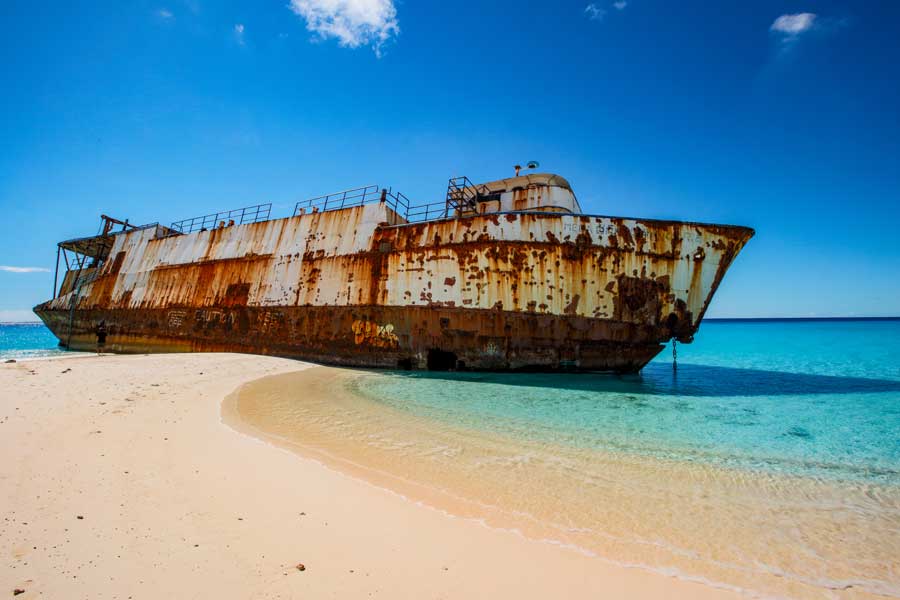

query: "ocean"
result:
(0, 322), (71, 360)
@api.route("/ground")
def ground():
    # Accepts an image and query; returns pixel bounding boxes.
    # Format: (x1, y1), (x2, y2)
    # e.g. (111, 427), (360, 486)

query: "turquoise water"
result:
(354, 319), (900, 484)
(0, 322), (68, 360)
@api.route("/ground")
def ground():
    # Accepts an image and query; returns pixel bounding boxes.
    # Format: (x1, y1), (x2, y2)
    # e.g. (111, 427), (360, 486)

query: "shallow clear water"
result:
(356, 319), (900, 484)
(0, 322), (69, 359)
(236, 318), (900, 599)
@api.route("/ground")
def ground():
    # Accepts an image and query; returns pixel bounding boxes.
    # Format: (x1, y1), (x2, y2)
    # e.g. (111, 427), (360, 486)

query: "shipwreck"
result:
(34, 172), (753, 372)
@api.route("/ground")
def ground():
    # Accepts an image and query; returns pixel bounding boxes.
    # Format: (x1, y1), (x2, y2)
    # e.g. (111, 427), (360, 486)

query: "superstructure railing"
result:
(292, 177), (493, 223)
(293, 185), (411, 219)
(405, 200), (452, 222)
(170, 203), (272, 234)
(165, 175), (490, 235)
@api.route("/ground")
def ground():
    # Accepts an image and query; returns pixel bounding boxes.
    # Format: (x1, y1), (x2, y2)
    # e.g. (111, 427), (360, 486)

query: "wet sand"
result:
(1, 353), (738, 599)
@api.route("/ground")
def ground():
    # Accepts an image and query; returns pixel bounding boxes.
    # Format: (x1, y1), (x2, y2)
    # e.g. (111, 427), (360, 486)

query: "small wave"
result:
(0, 348), (72, 360)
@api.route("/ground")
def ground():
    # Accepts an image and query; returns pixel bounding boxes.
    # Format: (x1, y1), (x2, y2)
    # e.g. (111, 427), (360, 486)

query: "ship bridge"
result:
(449, 173), (582, 217)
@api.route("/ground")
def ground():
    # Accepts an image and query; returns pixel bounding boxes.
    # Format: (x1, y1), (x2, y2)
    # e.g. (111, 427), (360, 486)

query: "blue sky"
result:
(1, 0), (898, 321)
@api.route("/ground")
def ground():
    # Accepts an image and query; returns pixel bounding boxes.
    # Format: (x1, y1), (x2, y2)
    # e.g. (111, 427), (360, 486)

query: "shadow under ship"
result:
(34, 173), (753, 372)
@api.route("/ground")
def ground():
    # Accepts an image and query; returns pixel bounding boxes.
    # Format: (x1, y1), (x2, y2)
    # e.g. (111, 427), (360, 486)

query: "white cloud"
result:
(613, 1), (628, 10)
(0, 266), (50, 273)
(157, 8), (173, 19)
(770, 13), (816, 36)
(234, 23), (245, 45)
(585, 3), (606, 21)
(288, 0), (399, 57)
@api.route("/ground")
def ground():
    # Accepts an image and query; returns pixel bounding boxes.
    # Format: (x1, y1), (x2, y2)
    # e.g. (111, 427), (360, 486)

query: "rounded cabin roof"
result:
(477, 173), (574, 194)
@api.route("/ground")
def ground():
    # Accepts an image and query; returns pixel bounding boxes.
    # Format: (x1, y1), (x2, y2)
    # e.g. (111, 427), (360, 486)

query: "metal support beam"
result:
(53, 246), (60, 298)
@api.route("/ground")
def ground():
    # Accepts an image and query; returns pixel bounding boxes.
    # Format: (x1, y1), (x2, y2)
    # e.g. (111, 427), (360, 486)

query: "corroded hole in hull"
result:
(426, 348), (458, 371)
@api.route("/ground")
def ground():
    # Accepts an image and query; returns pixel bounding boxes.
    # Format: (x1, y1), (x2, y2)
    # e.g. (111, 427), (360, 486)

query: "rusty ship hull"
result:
(34, 175), (753, 372)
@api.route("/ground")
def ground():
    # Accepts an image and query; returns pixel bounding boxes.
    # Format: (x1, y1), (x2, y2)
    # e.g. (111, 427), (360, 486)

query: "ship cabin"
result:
(448, 173), (582, 217)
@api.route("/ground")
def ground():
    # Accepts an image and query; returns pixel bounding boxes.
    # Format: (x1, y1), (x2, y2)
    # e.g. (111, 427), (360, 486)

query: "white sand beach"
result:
(0, 353), (740, 599)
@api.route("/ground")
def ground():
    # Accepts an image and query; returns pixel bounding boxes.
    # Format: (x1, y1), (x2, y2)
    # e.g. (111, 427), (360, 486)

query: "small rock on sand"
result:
(296, 563), (306, 572)
(14, 589), (25, 596)
(4, 359), (15, 364)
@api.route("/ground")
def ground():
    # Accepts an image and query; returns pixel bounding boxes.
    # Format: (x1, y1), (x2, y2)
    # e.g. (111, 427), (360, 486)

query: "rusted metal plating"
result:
(35, 177), (753, 372)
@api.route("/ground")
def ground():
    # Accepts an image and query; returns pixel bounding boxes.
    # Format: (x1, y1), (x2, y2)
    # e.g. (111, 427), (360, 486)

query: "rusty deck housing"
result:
(34, 174), (753, 372)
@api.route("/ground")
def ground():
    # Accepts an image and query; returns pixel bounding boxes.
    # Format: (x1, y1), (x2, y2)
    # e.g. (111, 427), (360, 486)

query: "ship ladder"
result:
(445, 177), (483, 218)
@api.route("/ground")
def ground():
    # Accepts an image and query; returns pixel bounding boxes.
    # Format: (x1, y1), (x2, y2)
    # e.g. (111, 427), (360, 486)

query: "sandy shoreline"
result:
(1, 353), (738, 599)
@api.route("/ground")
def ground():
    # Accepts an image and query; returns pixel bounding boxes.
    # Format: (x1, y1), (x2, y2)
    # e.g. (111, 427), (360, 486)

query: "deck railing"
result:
(168, 176), (489, 235)
(293, 185), (411, 220)
(293, 181), (486, 224)
(170, 203), (272, 234)
(406, 200), (452, 222)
